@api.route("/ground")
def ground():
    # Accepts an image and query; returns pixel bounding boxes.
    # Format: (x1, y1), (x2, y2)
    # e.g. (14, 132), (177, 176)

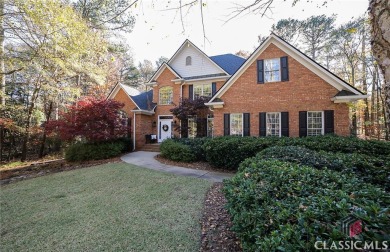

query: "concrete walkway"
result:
(121, 151), (234, 182)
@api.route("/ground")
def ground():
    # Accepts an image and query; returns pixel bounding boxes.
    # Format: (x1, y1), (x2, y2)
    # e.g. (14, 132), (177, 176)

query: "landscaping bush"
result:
(160, 139), (196, 162)
(289, 135), (390, 156)
(65, 140), (125, 162)
(224, 158), (390, 251)
(173, 137), (211, 161)
(203, 136), (280, 169)
(257, 146), (390, 191)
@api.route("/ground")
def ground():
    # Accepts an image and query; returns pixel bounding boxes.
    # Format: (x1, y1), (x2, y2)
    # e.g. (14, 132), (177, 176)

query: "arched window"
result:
(159, 86), (173, 105)
(185, 56), (192, 66)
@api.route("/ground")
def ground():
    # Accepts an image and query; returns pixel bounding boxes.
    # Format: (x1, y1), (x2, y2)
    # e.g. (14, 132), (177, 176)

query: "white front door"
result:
(158, 118), (173, 142)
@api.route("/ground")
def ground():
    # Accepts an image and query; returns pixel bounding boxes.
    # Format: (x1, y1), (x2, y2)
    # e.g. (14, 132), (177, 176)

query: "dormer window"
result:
(186, 56), (192, 66)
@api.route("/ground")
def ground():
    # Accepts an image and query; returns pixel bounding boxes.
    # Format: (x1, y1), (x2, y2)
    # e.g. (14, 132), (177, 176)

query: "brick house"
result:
(108, 34), (366, 150)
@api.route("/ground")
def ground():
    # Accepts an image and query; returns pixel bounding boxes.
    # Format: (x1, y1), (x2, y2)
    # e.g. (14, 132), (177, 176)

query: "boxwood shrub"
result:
(160, 139), (196, 162)
(65, 140), (126, 162)
(203, 136), (280, 169)
(224, 159), (390, 251)
(288, 135), (390, 156)
(173, 137), (211, 161)
(257, 146), (390, 191)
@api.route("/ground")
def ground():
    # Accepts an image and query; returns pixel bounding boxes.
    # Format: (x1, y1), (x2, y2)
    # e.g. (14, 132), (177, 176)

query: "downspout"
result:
(179, 82), (185, 138)
(133, 112), (136, 151)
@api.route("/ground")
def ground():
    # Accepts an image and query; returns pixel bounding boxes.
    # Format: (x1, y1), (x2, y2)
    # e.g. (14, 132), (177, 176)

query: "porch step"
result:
(139, 144), (160, 152)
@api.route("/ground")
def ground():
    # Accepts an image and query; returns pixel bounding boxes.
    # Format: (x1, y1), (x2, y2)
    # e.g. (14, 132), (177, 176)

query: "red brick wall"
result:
(213, 43), (350, 137)
(112, 88), (137, 116)
(134, 114), (154, 149)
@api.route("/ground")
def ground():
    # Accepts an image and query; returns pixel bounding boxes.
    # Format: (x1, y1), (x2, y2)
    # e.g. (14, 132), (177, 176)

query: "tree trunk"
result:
(21, 85), (40, 162)
(370, 66), (377, 136)
(39, 101), (53, 158)
(0, 0), (5, 106)
(369, 0), (390, 139)
(361, 24), (369, 137)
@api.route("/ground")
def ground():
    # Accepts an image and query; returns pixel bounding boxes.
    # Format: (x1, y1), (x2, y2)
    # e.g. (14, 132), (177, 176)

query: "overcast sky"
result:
(125, 0), (368, 64)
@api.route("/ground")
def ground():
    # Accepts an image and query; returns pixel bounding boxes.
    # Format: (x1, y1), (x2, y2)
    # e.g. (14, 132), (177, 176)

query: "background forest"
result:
(0, 0), (388, 163)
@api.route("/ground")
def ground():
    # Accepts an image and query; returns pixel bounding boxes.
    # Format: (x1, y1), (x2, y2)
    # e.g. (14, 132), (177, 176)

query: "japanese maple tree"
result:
(47, 97), (128, 143)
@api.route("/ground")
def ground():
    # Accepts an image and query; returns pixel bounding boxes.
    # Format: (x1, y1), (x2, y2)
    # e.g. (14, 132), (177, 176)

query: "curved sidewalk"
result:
(121, 151), (233, 182)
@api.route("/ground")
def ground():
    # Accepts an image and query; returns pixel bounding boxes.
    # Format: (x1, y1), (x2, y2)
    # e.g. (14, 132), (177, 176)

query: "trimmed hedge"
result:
(204, 135), (390, 170)
(224, 159), (390, 251)
(257, 146), (390, 191)
(65, 139), (127, 162)
(287, 135), (390, 156)
(160, 139), (196, 162)
(173, 137), (211, 161)
(203, 136), (279, 169)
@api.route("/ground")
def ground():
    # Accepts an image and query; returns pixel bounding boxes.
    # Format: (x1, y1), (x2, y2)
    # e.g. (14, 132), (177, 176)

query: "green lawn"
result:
(0, 163), (212, 252)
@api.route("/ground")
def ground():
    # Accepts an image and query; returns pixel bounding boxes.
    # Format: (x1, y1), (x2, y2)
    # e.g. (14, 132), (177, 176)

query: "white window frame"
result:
(188, 116), (197, 139)
(307, 111), (324, 136)
(230, 113), (243, 136)
(159, 86), (173, 105)
(264, 58), (281, 83)
(193, 83), (212, 99)
(207, 115), (214, 137)
(266, 112), (281, 137)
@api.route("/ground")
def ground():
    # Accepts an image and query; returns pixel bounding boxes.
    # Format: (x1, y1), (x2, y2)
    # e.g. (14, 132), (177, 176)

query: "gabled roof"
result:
(209, 33), (366, 103)
(131, 90), (156, 111)
(107, 83), (141, 108)
(167, 39), (230, 76)
(148, 62), (181, 83)
(210, 54), (246, 75)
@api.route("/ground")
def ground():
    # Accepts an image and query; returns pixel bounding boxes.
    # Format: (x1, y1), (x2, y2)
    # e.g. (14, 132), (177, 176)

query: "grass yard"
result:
(0, 162), (212, 252)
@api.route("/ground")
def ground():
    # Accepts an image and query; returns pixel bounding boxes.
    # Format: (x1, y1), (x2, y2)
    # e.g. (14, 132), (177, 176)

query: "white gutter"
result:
(174, 75), (231, 84)
(131, 109), (155, 115)
(331, 95), (368, 103)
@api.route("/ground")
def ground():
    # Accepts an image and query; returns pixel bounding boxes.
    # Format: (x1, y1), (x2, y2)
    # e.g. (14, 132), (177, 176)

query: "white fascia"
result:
(331, 95), (368, 103)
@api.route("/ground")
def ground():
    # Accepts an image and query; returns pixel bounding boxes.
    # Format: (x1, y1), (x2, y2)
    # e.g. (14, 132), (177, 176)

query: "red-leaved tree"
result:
(47, 97), (128, 143)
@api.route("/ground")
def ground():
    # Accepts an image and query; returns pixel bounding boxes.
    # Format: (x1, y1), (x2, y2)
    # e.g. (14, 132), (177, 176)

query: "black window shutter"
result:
(243, 113), (250, 136)
(257, 60), (264, 84)
(224, 114), (230, 136)
(281, 112), (289, 137)
(299, 111), (308, 137)
(259, 112), (266, 136)
(281, 56), (289, 82)
(181, 118), (188, 138)
(212, 82), (217, 96)
(189, 85), (193, 100)
(324, 110), (334, 134)
(197, 118), (208, 137)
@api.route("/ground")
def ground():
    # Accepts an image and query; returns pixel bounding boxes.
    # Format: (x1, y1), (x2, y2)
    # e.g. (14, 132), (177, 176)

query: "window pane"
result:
(307, 112), (323, 136)
(203, 84), (212, 97)
(188, 117), (197, 139)
(193, 85), (202, 98)
(159, 87), (173, 105)
(193, 84), (212, 98)
(230, 114), (243, 136)
(207, 118), (214, 137)
(266, 112), (280, 136)
(264, 59), (280, 82)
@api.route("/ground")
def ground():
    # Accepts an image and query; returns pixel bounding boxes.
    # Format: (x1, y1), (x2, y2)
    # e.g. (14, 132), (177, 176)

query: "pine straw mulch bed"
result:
(0, 157), (121, 185)
(200, 183), (242, 252)
(154, 155), (235, 174)
(155, 155), (241, 251)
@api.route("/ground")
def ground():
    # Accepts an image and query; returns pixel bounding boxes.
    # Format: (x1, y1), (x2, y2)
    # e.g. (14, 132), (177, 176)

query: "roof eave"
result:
(205, 101), (224, 108)
(131, 109), (155, 115)
(331, 95), (368, 103)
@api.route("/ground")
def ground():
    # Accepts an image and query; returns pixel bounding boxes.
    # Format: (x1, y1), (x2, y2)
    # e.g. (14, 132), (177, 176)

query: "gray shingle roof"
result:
(210, 54), (246, 75)
(131, 90), (156, 111)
